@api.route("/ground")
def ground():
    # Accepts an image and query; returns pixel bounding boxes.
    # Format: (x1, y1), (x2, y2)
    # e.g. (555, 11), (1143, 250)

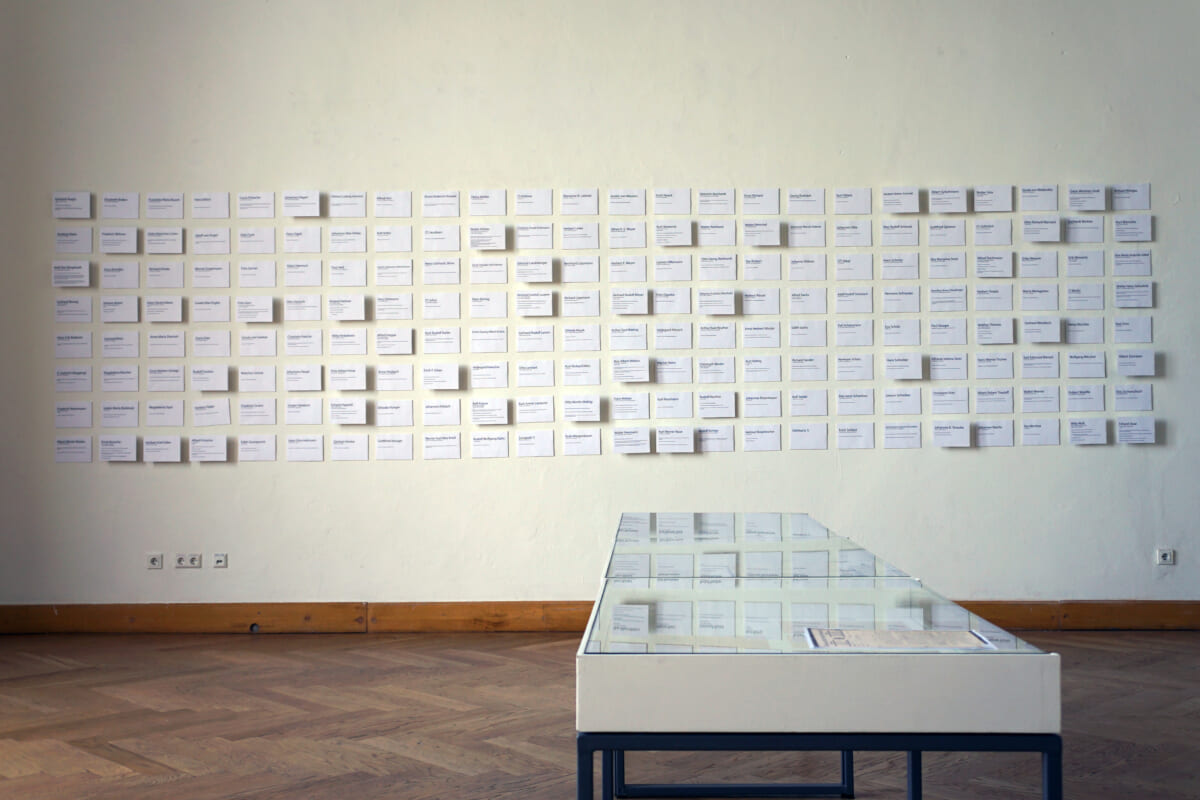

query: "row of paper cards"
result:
(609, 546), (883, 573)
(48, 310), (1158, 355)
(613, 513), (820, 543)
(48, 247), (1155, 289)
(54, 416), (1157, 462)
(47, 319), (1156, 357)
(51, 185), (1150, 221)
(50, 213), (1154, 255)
(51, 347), (1158, 386)
(48, 382), (1158, 426)
(605, 600), (1007, 646)
(608, 550), (881, 582)
(611, 601), (894, 640)
(48, 284), (1155, 321)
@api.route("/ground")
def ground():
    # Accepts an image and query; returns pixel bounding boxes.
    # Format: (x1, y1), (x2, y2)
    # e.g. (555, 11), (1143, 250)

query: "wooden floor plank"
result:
(0, 631), (1197, 799)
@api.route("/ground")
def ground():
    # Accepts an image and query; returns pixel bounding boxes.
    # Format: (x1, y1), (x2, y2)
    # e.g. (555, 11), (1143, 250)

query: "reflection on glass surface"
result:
(586, 513), (1043, 656)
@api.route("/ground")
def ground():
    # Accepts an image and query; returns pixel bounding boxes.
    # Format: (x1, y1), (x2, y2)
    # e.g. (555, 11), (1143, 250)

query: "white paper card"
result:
(923, 253), (963, 281)
(834, 188), (870, 214)
(836, 423), (874, 449)
(281, 231), (322, 262)
(465, 224), (504, 248)
(974, 219), (1011, 246)
(927, 220), (966, 247)
(1113, 249), (1151, 277)
(100, 262), (138, 289)
(881, 186), (919, 213)
(469, 189), (506, 216)
(1021, 251), (1058, 277)
(375, 191), (413, 218)
(53, 192), (91, 219)
(1021, 184), (1058, 211)
(192, 192), (230, 218)
(422, 191), (460, 218)
(608, 189), (645, 215)
(281, 190), (319, 217)
(287, 435), (324, 462)
(608, 222), (646, 249)
(1116, 416), (1155, 444)
(550, 188), (596, 216)
(1113, 215), (1152, 242)
(422, 433), (462, 460)
(884, 423), (922, 450)
(98, 227), (137, 254)
(1117, 387), (1153, 414)
(423, 225), (461, 252)
(1068, 418), (1107, 446)
(697, 220), (736, 246)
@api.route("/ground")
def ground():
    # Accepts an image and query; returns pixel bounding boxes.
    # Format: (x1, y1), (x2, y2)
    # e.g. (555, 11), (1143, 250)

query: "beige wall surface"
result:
(1, 0), (1196, 603)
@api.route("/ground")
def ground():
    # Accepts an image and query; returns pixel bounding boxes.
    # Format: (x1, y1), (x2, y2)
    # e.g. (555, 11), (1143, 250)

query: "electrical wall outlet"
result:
(175, 553), (202, 569)
(212, 552), (228, 568)
(146, 552), (164, 569)
(1156, 548), (1176, 566)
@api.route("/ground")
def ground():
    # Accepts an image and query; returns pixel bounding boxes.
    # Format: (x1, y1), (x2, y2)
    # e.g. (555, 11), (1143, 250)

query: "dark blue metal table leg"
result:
(907, 751), (922, 800)
(840, 750), (855, 798)
(577, 734), (594, 800)
(578, 731), (1059, 799)
(1043, 746), (1063, 800)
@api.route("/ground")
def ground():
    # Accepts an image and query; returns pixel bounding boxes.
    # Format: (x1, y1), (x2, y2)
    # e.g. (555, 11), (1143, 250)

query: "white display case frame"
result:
(575, 512), (1062, 800)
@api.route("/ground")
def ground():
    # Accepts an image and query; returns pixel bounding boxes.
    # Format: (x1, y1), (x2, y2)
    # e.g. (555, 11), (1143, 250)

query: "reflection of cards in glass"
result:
(611, 604), (649, 636)
(809, 628), (992, 650)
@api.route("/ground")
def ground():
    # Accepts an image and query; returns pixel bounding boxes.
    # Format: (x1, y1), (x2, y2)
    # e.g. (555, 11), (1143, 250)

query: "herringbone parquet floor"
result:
(0, 631), (1197, 799)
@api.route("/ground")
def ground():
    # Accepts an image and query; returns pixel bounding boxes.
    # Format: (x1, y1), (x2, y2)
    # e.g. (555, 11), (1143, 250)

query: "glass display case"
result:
(584, 512), (1042, 655)
(576, 513), (1062, 800)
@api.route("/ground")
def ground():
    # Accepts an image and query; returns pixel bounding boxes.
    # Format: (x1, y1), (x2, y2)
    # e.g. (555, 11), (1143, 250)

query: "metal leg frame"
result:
(577, 732), (1062, 800)
(907, 750), (922, 800)
(612, 747), (852, 799)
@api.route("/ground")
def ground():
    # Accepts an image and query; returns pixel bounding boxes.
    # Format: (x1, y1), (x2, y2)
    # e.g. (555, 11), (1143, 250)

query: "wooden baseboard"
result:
(1058, 601), (1200, 630)
(0, 600), (1197, 634)
(368, 601), (595, 633)
(0, 603), (367, 634)
(957, 601), (1063, 630)
(959, 600), (1200, 630)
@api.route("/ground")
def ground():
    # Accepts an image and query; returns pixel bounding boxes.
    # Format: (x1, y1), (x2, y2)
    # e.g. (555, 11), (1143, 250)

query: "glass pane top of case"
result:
(584, 513), (1044, 655)
(609, 512), (907, 579)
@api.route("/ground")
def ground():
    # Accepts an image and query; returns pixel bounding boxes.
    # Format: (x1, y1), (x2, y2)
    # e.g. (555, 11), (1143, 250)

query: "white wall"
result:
(1, 0), (1197, 604)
